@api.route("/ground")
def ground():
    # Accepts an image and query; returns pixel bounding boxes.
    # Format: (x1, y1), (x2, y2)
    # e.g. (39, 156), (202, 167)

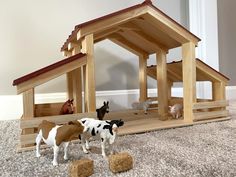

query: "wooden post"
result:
(212, 82), (226, 111)
(182, 42), (196, 123)
(156, 50), (168, 120)
(82, 34), (96, 112)
(83, 65), (87, 112)
(139, 54), (148, 102)
(65, 51), (73, 99)
(212, 82), (226, 101)
(22, 88), (35, 146)
(72, 46), (82, 113)
(168, 81), (173, 100)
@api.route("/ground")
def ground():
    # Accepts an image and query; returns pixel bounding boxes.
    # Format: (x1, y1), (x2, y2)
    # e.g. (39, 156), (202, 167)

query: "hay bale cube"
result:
(108, 152), (133, 173)
(69, 158), (94, 177)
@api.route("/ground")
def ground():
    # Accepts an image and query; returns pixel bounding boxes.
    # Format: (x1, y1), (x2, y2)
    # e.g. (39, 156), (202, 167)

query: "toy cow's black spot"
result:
(79, 135), (81, 140)
(106, 120), (124, 127)
(101, 138), (104, 142)
(91, 128), (96, 136)
(103, 124), (113, 135)
(82, 120), (86, 124)
(97, 124), (101, 128)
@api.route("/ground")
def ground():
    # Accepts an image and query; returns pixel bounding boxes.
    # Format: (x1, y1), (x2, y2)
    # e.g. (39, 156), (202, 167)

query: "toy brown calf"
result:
(36, 120), (85, 166)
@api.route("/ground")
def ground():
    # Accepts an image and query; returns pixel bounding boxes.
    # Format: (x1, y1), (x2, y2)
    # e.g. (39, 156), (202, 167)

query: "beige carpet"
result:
(0, 115), (236, 177)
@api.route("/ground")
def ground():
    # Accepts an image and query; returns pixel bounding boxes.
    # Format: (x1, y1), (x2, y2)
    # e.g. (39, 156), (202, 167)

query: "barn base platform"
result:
(17, 109), (231, 152)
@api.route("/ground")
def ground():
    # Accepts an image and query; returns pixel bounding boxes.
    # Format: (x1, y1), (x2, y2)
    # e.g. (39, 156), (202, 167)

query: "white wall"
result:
(0, 0), (188, 95)
(218, 0), (236, 86)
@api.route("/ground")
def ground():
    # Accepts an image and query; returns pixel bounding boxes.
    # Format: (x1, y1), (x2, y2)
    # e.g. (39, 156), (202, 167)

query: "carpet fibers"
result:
(0, 117), (236, 177)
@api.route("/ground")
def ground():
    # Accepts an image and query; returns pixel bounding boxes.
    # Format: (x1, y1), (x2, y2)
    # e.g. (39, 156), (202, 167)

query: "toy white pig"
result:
(169, 104), (183, 119)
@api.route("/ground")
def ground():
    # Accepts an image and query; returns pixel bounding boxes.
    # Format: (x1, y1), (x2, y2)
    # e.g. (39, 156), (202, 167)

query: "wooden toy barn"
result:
(13, 0), (230, 151)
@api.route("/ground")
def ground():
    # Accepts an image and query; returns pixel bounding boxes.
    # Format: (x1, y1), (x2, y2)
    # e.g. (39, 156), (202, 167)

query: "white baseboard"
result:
(1, 86), (235, 121)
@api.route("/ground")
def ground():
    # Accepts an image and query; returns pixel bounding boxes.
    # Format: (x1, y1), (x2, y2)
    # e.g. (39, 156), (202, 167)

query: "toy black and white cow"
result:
(36, 120), (85, 166)
(78, 118), (124, 157)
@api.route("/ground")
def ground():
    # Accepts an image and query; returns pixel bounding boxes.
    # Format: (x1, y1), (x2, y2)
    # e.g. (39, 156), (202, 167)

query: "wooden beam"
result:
(167, 81), (173, 100)
(118, 23), (168, 52)
(62, 50), (71, 57)
(212, 82), (226, 111)
(139, 54), (148, 102)
(68, 42), (81, 52)
(156, 50), (168, 120)
(94, 28), (120, 42)
(20, 112), (96, 129)
(65, 51), (73, 99)
(83, 65), (87, 112)
(212, 82), (226, 101)
(182, 42), (196, 122)
(22, 88), (35, 147)
(167, 68), (182, 81)
(81, 34), (96, 112)
(22, 88), (35, 120)
(196, 60), (229, 83)
(72, 68), (82, 113)
(108, 33), (148, 57)
(17, 56), (87, 94)
(67, 71), (73, 99)
(71, 46), (82, 113)
(193, 100), (229, 110)
(77, 6), (148, 40)
(146, 7), (200, 46)
(194, 110), (229, 121)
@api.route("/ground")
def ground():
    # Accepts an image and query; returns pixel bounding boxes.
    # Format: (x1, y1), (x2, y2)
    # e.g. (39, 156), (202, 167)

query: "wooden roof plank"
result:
(14, 54), (87, 94)
(118, 22), (168, 52)
(147, 59), (229, 83)
(77, 6), (149, 41)
(61, 1), (200, 51)
(196, 59), (229, 83)
(148, 5), (201, 45)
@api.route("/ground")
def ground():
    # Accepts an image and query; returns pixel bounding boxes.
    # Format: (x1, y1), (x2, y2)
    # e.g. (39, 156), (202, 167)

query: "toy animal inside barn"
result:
(13, 0), (230, 151)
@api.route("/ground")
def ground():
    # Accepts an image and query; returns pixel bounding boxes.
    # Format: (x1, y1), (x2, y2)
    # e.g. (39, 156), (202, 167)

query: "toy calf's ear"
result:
(107, 101), (109, 105)
(68, 121), (74, 125)
(103, 101), (106, 105)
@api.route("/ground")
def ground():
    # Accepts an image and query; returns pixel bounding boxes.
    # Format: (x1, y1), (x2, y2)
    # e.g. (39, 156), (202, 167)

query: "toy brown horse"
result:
(60, 99), (74, 115)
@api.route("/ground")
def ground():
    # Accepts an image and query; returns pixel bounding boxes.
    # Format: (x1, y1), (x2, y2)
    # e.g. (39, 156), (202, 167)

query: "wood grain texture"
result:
(139, 55), (148, 102)
(182, 42), (196, 122)
(82, 34), (96, 112)
(156, 50), (168, 119)
(17, 56), (87, 94)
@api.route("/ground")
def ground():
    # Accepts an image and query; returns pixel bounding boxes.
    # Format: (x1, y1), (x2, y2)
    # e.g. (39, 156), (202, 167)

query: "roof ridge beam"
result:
(108, 33), (149, 57)
(76, 6), (149, 41)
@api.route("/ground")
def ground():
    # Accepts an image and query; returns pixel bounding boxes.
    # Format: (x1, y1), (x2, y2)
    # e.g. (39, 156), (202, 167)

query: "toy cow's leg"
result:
(80, 135), (89, 154)
(63, 142), (69, 160)
(101, 138), (106, 157)
(52, 145), (60, 166)
(108, 143), (114, 155)
(85, 140), (90, 150)
(35, 130), (42, 157)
